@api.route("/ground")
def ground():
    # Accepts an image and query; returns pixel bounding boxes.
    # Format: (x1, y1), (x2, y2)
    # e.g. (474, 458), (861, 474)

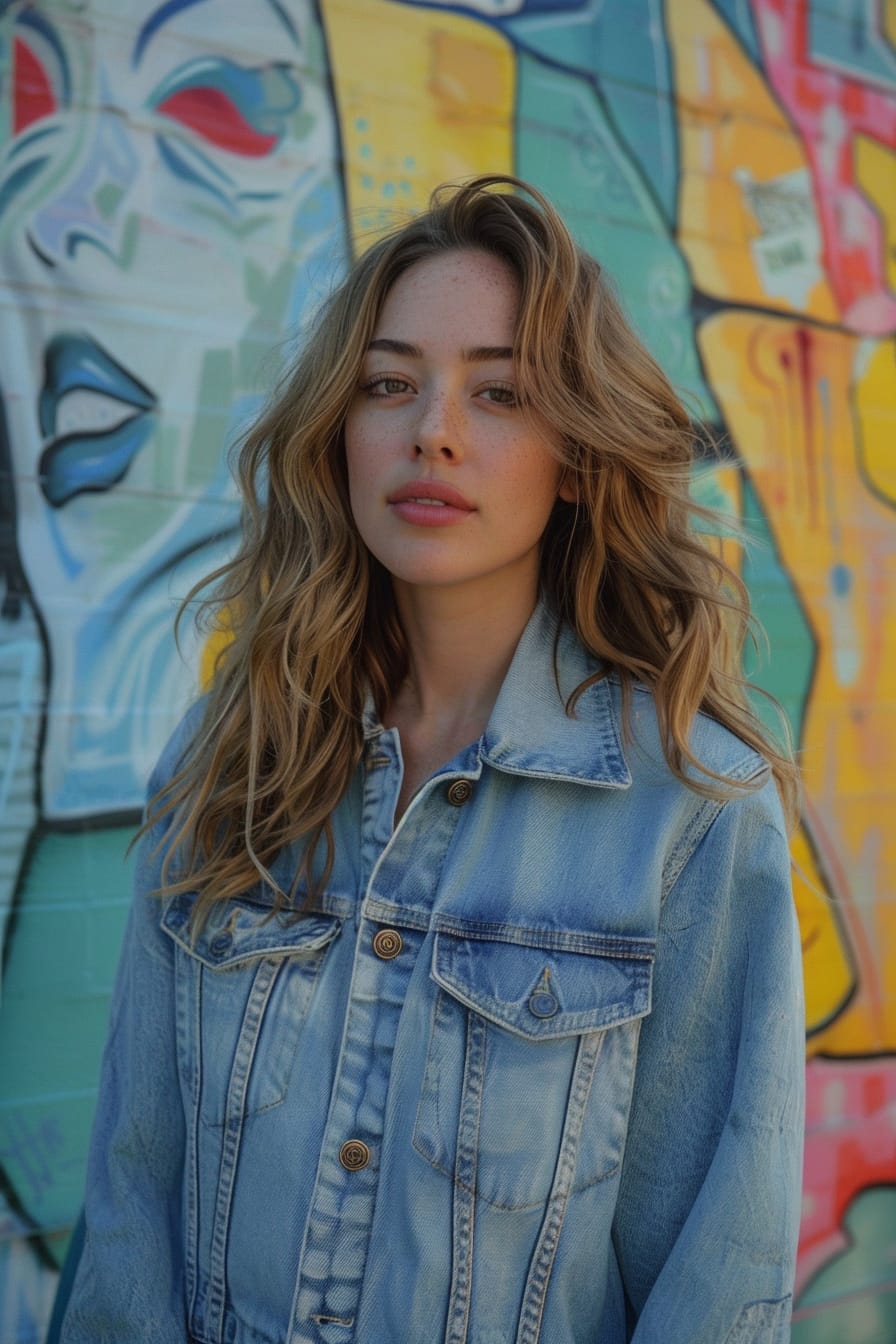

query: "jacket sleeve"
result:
(60, 726), (196, 1343)
(613, 774), (806, 1343)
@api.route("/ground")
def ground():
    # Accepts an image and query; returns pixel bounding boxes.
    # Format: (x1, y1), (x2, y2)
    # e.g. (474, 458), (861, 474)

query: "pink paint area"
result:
(390, 500), (474, 527)
(845, 291), (896, 336)
(798, 1057), (896, 1293)
(754, 0), (896, 336)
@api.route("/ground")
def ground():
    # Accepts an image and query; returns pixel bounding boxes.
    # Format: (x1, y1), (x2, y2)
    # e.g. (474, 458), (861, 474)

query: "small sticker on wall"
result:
(736, 167), (824, 308)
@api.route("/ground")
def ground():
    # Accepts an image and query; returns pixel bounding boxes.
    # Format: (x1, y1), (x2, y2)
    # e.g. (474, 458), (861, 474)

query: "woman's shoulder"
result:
(623, 679), (771, 790)
(147, 695), (210, 796)
(545, 612), (772, 794)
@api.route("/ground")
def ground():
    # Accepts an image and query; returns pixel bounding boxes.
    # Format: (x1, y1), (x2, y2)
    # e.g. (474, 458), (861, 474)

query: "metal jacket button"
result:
(446, 778), (473, 806)
(372, 928), (403, 960)
(339, 1139), (370, 1171)
(529, 990), (559, 1018)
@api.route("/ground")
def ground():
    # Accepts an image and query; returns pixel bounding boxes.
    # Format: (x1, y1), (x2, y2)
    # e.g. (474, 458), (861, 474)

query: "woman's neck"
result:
(386, 577), (539, 742)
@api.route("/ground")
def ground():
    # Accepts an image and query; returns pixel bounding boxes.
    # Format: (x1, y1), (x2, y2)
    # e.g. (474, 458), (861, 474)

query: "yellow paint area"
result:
(855, 337), (896, 508)
(665, 0), (838, 319)
(855, 133), (896, 296)
(694, 462), (854, 1040)
(885, 0), (896, 51)
(320, 0), (514, 254)
(200, 607), (236, 690)
(791, 821), (855, 1041)
(700, 310), (896, 1053)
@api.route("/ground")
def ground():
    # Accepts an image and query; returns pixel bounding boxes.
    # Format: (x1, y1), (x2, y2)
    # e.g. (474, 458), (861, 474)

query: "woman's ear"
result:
(557, 469), (578, 503)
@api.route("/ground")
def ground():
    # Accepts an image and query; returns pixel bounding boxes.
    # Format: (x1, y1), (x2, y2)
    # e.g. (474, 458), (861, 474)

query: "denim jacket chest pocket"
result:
(160, 894), (342, 1128)
(413, 925), (655, 1211)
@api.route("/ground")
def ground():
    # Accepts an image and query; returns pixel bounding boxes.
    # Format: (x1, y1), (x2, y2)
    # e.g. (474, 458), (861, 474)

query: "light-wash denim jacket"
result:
(62, 601), (805, 1344)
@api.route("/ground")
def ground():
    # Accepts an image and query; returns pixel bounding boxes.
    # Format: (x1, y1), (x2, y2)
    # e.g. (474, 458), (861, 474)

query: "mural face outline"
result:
(0, 0), (347, 818)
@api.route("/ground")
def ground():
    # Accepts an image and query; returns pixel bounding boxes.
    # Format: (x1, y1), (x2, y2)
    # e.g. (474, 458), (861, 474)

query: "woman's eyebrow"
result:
(367, 338), (514, 362)
(464, 345), (514, 363)
(367, 339), (421, 357)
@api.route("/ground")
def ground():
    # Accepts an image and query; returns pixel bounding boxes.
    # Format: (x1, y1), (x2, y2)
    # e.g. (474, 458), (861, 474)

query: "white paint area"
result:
(736, 167), (825, 308)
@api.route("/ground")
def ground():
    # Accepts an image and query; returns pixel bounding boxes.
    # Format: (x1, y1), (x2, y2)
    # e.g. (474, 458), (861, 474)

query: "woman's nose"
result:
(413, 389), (464, 462)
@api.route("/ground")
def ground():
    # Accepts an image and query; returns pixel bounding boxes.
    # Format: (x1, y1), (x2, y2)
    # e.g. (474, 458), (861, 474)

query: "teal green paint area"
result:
(793, 1187), (896, 1344)
(515, 52), (716, 421)
(740, 476), (815, 749)
(0, 826), (137, 1249)
(94, 182), (124, 221)
(506, 0), (680, 223)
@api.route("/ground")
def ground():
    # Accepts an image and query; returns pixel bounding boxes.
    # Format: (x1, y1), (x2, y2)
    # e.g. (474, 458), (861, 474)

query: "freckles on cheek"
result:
(504, 456), (562, 506)
(353, 442), (379, 483)
(344, 435), (368, 492)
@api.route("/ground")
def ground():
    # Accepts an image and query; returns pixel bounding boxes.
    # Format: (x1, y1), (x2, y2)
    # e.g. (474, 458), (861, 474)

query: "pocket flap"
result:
(431, 927), (654, 1040)
(161, 892), (341, 969)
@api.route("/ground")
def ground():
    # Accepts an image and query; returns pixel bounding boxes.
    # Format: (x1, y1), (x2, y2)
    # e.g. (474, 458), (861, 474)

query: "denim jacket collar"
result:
(363, 599), (632, 791)
(481, 599), (632, 789)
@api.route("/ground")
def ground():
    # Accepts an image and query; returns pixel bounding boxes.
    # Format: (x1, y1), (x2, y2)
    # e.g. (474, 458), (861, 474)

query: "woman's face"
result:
(344, 248), (573, 610)
(0, 0), (345, 815)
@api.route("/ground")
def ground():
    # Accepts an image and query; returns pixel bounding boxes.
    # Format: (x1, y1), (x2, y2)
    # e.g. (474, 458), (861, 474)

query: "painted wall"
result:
(0, 1), (893, 1339)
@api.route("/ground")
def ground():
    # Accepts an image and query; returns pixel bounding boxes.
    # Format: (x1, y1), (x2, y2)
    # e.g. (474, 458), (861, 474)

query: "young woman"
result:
(61, 176), (805, 1344)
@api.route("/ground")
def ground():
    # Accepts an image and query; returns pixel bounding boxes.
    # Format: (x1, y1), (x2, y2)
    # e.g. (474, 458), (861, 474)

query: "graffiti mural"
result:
(0, 2), (349, 1336)
(0, 1), (893, 1339)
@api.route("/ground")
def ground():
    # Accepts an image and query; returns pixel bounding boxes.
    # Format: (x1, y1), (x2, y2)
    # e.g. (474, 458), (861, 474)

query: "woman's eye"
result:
(481, 384), (517, 407)
(364, 376), (413, 397)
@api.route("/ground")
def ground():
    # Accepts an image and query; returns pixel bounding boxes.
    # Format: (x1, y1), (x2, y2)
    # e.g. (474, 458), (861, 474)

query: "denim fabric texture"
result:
(61, 601), (805, 1344)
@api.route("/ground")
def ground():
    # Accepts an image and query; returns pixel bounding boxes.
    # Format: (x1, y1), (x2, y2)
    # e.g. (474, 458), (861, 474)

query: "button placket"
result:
(289, 923), (421, 1335)
(289, 769), (475, 1340)
(339, 1139), (371, 1171)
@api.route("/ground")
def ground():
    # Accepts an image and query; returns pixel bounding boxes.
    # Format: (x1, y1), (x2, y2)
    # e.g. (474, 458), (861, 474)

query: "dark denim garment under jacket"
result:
(61, 600), (805, 1344)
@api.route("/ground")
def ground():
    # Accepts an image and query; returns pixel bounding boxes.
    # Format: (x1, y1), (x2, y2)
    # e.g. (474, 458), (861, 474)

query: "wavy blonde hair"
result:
(152, 174), (798, 921)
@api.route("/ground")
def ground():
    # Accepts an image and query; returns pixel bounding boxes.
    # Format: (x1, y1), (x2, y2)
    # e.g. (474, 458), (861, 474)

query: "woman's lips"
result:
(388, 480), (475, 526)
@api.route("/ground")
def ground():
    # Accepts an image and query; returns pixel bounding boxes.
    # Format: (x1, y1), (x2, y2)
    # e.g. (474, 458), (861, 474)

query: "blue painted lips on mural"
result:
(37, 333), (157, 506)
